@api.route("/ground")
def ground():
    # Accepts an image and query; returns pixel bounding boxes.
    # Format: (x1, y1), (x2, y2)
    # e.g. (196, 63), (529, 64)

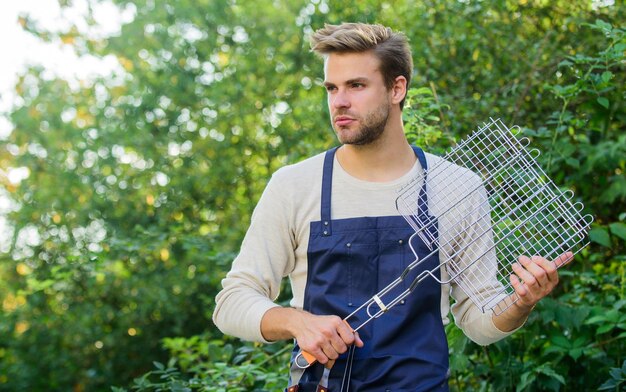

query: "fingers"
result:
(510, 253), (574, 308)
(310, 327), (344, 363)
(513, 255), (559, 286)
(353, 331), (364, 348)
(516, 255), (555, 287)
(324, 325), (349, 360)
(554, 251), (574, 267)
(509, 272), (525, 294)
(508, 273), (530, 312)
(302, 337), (334, 365)
(297, 313), (361, 365)
(338, 320), (363, 347)
(336, 320), (356, 348)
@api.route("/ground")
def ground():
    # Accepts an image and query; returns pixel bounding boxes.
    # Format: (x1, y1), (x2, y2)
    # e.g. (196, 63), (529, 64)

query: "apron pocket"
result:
(347, 243), (378, 308)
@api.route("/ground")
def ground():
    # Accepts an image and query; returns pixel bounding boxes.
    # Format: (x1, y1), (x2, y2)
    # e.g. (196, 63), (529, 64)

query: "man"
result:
(213, 22), (569, 391)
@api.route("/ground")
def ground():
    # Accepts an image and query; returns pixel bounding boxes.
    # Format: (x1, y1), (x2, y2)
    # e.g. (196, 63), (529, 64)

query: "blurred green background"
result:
(0, 0), (624, 391)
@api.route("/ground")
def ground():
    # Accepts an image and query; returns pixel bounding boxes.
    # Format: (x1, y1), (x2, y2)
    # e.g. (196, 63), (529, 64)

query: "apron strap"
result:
(412, 145), (429, 171)
(286, 362), (304, 391)
(411, 146), (430, 216)
(320, 147), (338, 237)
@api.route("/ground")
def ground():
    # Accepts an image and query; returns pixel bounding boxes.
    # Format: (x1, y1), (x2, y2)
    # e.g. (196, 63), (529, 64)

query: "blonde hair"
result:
(310, 23), (413, 108)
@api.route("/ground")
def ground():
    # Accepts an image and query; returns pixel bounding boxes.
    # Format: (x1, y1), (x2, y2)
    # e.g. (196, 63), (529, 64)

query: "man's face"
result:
(323, 51), (391, 145)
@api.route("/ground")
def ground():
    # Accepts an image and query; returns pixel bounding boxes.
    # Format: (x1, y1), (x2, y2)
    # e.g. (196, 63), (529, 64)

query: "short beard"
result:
(336, 102), (390, 146)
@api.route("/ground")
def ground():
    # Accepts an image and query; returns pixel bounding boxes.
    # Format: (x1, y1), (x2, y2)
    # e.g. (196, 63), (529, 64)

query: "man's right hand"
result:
(261, 307), (364, 365)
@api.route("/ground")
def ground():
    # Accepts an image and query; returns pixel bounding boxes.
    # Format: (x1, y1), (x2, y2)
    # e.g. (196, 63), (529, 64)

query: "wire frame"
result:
(396, 118), (593, 315)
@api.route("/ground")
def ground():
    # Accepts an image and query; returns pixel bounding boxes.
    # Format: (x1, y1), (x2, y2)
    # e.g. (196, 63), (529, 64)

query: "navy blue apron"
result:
(288, 146), (449, 391)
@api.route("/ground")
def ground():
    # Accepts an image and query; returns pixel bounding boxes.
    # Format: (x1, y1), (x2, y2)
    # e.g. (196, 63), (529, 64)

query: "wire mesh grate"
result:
(395, 118), (592, 315)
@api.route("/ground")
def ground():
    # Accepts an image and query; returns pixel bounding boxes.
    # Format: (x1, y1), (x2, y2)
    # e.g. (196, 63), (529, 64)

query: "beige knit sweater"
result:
(213, 150), (517, 346)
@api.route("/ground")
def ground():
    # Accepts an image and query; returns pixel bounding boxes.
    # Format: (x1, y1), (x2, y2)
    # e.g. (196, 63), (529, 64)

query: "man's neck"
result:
(336, 122), (416, 183)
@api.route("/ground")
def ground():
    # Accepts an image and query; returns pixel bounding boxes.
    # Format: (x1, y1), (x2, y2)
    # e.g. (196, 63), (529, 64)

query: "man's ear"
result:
(390, 76), (408, 105)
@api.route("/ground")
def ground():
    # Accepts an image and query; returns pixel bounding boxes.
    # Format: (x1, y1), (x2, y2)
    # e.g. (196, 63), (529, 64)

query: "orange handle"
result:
(300, 350), (317, 367)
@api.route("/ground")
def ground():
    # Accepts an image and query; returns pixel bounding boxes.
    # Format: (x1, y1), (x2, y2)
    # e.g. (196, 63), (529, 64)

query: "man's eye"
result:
(326, 86), (336, 92)
(352, 83), (364, 88)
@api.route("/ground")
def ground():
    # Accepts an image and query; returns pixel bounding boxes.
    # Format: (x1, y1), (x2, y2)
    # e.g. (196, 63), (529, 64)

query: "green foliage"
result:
(526, 19), (626, 222)
(113, 336), (291, 391)
(0, 1), (624, 391)
(1, 0), (329, 389)
(445, 260), (625, 391)
(440, 17), (626, 392)
(403, 85), (454, 155)
(598, 360), (626, 391)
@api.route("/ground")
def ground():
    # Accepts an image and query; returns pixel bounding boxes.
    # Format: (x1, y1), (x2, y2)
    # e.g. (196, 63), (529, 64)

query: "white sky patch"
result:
(0, 0), (134, 137)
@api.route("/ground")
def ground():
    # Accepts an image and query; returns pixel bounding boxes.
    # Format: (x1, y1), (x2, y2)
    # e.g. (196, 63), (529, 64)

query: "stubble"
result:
(334, 101), (390, 146)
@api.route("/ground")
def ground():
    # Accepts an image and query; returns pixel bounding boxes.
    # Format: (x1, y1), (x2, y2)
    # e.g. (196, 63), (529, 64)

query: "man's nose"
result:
(331, 90), (350, 109)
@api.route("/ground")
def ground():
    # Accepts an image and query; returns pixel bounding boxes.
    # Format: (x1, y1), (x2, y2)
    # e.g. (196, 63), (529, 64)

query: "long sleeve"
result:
(212, 174), (296, 342)
(432, 159), (518, 345)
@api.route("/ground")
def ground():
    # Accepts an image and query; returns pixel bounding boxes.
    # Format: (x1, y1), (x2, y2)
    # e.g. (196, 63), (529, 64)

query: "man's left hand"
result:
(510, 251), (573, 310)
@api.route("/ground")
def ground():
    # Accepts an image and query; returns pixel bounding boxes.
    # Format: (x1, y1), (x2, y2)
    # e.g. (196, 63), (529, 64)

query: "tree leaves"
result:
(589, 223), (626, 247)
(609, 222), (626, 241)
(590, 227), (612, 248)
